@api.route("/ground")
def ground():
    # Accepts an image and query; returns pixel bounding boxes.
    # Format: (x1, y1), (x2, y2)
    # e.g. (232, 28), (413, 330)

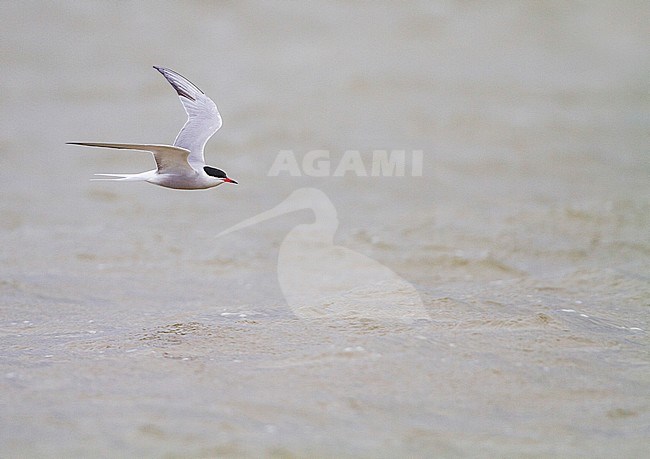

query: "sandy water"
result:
(1, 2), (649, 457)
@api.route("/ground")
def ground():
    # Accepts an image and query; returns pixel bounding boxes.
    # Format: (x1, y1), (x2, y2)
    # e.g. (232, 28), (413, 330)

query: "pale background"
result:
(1, 2), (648, 457)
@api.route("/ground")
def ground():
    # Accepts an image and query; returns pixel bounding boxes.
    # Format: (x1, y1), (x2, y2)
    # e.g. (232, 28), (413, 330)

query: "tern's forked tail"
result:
(91, 172), (153, 182)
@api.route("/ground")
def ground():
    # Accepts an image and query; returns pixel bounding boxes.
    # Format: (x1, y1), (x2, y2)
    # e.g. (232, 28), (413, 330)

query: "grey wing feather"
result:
(153, 66), (222, 169)
(66, 142), (194, 174)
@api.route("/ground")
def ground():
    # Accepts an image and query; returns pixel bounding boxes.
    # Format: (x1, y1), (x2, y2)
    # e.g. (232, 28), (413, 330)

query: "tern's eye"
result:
(204, 166), (227, 178)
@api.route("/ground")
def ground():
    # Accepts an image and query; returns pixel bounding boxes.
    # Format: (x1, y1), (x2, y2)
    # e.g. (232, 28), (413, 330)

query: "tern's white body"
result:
(68, 66), (237, 189)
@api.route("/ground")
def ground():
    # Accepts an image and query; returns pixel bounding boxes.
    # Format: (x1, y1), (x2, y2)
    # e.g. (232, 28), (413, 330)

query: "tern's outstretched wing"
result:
(153, 66), (222, 169)
(67, 142), (194, 175)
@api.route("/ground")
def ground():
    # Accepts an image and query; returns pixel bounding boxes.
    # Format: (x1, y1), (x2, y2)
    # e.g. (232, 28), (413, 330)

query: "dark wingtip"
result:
(153, 65), (196, 101)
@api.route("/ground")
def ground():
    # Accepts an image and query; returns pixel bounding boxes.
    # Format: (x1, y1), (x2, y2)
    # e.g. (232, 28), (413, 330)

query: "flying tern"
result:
(68, 66), (237, 189)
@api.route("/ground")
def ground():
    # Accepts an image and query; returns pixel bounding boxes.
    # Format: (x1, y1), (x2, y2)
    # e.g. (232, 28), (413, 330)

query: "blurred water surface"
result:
(1, 1), (649, 457)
